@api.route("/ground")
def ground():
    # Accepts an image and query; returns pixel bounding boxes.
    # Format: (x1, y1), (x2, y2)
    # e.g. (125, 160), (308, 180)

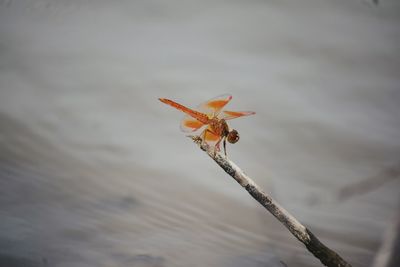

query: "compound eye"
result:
(227, 130), (239, 143)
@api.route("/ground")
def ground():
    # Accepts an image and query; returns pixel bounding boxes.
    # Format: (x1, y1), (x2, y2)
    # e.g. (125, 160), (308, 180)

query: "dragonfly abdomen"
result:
(159, 98), (209, 124)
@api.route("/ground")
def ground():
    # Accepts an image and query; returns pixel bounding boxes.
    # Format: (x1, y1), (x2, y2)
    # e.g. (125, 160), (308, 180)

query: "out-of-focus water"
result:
(1, 1), (399, 266)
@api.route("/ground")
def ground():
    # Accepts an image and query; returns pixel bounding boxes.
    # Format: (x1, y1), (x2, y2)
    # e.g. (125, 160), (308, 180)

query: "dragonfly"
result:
(159, 94), (255, 156)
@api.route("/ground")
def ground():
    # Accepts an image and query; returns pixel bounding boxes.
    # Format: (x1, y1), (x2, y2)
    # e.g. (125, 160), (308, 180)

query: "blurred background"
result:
(1, 0), (399, 266)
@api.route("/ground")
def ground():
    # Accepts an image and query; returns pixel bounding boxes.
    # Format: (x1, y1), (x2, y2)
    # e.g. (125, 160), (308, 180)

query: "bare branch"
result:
(189, 136), (352, 267)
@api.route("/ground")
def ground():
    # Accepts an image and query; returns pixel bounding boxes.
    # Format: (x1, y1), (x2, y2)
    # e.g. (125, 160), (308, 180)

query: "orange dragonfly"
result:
(159, 94), (255, 156)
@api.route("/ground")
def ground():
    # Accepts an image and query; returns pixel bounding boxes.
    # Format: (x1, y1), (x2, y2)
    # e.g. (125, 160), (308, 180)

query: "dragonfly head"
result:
(227, 129), (240, 144)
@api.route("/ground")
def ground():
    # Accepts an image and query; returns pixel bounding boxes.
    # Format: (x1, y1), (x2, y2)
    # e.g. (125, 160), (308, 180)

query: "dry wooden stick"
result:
(189, 136), (352, 267)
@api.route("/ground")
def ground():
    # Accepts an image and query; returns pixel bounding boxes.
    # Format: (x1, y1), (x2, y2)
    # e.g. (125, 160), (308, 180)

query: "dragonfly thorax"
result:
(208, 118), (239, 144)
(209, 118), (229, 137)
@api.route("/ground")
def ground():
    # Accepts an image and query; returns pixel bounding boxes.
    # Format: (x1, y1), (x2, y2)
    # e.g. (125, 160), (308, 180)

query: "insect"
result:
(159, 94), (255, 156)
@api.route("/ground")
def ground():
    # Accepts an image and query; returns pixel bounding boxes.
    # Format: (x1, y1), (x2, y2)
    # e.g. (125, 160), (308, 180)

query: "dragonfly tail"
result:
(159, 98), (209, 124)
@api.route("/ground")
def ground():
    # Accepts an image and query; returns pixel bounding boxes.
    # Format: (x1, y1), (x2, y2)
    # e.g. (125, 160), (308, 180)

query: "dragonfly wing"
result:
(180, 116), (206, 132)
(179, 94), (232, 132)
(203, 125), (220, 142)
(219, 110), (256, 120)
(197, 94), (232, 117)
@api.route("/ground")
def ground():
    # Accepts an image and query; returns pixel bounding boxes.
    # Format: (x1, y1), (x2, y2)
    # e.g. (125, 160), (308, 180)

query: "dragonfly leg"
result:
(215, 138), (222, 151)
(223, 137), (227, 156)
(214, 137), (223, 157)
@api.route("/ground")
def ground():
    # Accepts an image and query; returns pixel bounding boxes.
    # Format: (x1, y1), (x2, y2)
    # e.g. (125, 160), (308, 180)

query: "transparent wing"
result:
(219, 110), (256, 120)
(197, 94), (232, 117)
(180, 117), (206, 132)
(180, 94), (232, 132)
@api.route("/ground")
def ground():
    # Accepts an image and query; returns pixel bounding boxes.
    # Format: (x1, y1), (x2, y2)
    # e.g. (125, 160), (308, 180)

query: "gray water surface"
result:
(1, 1), (400, 266)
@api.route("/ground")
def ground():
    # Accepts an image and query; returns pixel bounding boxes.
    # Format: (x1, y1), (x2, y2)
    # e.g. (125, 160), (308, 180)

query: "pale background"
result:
(0, 1), (399, 266)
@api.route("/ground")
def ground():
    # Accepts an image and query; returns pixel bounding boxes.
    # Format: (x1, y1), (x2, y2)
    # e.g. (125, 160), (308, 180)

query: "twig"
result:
(189, 136), (352, 267)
